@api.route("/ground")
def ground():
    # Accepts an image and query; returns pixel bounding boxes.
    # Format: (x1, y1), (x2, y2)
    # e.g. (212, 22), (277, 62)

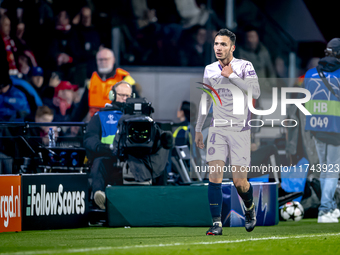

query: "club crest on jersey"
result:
(208, 147), (215, 155)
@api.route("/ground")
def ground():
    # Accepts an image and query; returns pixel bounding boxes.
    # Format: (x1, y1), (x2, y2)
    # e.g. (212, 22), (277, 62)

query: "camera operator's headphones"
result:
(109, 81), (132, 102)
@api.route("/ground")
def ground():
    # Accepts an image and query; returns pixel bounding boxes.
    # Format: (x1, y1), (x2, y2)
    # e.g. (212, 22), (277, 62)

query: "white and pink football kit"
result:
(196, 57), (261, 165)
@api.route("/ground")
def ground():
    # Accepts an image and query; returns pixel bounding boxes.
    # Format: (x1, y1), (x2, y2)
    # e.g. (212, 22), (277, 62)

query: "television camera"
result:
(113, 97), (173, 158)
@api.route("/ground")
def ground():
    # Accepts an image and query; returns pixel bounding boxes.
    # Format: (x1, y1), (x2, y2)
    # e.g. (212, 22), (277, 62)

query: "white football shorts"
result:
(206, 127), (250, 166)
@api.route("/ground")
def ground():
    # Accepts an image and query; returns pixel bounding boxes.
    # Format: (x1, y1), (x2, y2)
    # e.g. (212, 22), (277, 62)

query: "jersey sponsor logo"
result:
(217, 88), (233, 97)
(247, 70), (256, 76)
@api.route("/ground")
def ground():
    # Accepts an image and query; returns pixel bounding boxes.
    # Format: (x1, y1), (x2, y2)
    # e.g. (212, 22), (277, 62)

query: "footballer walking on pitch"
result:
(195, 29), (261, 235)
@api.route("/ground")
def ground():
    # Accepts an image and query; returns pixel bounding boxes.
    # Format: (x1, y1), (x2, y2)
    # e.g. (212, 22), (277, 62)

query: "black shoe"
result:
(206, 223), (222, 235)
(244, 204), (257, 232)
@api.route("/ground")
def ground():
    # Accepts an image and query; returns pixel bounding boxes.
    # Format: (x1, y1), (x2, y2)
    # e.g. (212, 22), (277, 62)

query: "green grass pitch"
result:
(1, 219), (340, 255)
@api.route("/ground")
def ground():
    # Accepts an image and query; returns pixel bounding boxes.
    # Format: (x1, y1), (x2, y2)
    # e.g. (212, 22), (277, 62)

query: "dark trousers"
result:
(90, 156), (123, 193)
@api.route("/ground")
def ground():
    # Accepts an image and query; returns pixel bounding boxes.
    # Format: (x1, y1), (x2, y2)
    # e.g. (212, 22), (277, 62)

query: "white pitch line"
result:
(1, 232), (340, 255)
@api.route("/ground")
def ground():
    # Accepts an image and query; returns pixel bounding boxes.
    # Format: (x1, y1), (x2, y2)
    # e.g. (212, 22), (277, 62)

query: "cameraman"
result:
(84, 81), (132, 209)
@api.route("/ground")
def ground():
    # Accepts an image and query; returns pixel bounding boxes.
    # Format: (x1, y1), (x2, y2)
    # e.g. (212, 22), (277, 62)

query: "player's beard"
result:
(216, 48), (233, 64)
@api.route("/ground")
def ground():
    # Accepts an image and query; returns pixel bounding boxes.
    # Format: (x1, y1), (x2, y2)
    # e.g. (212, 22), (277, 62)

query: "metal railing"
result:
(0, 122), (88, 174)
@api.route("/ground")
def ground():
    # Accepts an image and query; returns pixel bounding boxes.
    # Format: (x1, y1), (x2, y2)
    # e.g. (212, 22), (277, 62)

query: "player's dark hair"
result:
(214, 28), (236, 45)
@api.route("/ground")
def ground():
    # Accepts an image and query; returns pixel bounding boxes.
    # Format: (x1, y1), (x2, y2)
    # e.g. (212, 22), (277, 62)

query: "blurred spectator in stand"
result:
(91, 0), (133, 48)
(17, 52), (32, 79)
(0, 27), (13, 173)
(146, 0), (185, 66)
(47, 81), (79, 122)
(274, 55), (288, 88)
(28, 66), (44, 95)
(25, 105), (58, 149)
(14, 21), (38, 67)
(46, 9), (81, 83)
(174, 0), (224, 29)
(34, 105), (55, 142)
(147, 0), (181, 24)
(180, 25), (208, 66)
(158, 21), (183, 66)
(0, 30), (8, 80)
(273, 54), (300, 90)
(10, 73), (43, 120)
(38, 71), (61, 101)
(1, 15), (38, 80)
(122, 0), (160, 65)
(74, 6), (101, 88)
(32, 70), (83, 116)
(0, 16), (43, 118)
(237, 26), (276, 95)
(123, 0), (183, 66)
(15, 20), (25, 37)
(71, 48), (139, 122)
(0, 13), (19, 75)
(0, 0), (55, 66)
(174, 0), (209, 29)
(0, 12), (38, 78)
(27, 66), (57, 105)
(0, 64), (31, 121)
(24, 0), (54, 69)
(35, 0), (54, 27)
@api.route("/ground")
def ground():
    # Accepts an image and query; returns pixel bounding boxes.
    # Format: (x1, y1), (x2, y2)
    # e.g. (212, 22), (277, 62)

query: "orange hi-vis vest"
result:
(88, 68), (132, 117)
